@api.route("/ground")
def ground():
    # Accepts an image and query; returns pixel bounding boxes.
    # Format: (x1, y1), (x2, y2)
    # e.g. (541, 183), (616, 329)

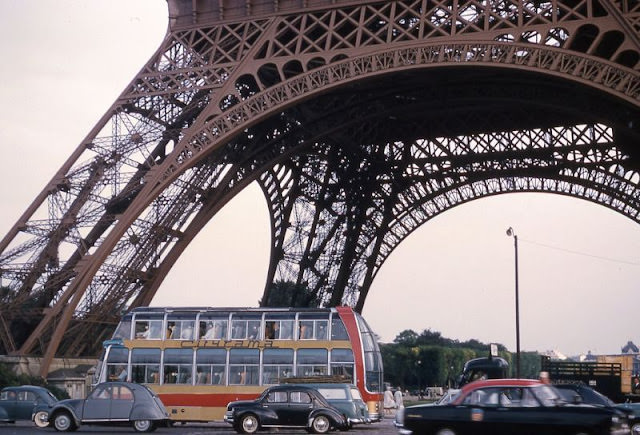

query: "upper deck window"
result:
(199, 314), (229, 340)
(298, 313), (329, 340)
(167, 313), (196, 340)
(231, 313), (262, 340)
(264, 313), (295, 340)
(134, 314), (164, 340)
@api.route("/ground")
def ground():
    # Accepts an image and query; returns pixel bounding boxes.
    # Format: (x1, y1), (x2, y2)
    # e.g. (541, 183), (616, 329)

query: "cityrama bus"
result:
(93, 306), (384, 422)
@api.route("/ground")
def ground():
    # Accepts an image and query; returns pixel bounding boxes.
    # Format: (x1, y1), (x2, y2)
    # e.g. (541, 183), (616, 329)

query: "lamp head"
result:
(506, 227), (514, 237)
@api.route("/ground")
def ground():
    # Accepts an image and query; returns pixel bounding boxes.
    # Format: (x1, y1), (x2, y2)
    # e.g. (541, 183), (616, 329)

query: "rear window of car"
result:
(317, 388), (347, 400)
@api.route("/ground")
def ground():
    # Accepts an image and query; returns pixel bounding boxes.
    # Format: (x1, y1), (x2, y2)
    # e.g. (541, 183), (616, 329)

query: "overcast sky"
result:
(1, 1), (639, 358)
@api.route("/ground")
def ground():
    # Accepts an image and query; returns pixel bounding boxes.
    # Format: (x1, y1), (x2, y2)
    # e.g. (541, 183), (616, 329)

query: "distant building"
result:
(622, 341), (639, 354)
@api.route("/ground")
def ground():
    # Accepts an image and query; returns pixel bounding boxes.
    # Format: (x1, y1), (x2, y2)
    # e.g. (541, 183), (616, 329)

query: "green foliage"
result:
(382, 328), (540, 389)
(0, 363), (69, 400)
(261, 280), (320, 307)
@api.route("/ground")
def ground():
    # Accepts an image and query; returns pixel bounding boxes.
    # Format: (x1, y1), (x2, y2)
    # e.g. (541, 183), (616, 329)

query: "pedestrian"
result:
(394, 388), (404, 409)
(632, 376), (640, 394)
(383, 386), (395, 416)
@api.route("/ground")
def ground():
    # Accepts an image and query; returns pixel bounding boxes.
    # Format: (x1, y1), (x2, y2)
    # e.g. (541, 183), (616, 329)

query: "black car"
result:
(47, 381), (168, 432)
(224, 384), (349, 434)
(395, 378), (629, 435)
(554, 383), (639, 434)
(0, 385), (58, 427)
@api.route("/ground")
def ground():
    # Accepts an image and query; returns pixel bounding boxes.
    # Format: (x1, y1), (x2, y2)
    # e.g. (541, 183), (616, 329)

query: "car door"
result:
(262, 390), (289, 426)
(82, 384), (112, 421)
(109, 385), (135, 421)
(287, 390), (314, 427)
(15, 390), (37, 420)
(0, 389), (17, 421)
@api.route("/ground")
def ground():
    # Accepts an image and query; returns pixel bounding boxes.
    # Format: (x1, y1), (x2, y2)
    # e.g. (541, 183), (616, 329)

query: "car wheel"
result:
(33, 410), (49, 428)
(311, 415), (331, 434)
(133, 419), (155, 432)
(239, 414), (260, 434)
(632, 423), (640, 435)
(53, 412), (76, 432)
(435, 428), (457, 435)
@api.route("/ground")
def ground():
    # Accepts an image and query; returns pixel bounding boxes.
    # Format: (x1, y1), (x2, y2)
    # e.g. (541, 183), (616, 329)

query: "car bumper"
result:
(223, 412), (234, 424)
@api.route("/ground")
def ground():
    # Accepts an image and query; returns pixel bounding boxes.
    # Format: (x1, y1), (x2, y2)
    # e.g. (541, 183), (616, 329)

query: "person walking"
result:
(383, 386), (395, 416)
(394, 388), (404, 409)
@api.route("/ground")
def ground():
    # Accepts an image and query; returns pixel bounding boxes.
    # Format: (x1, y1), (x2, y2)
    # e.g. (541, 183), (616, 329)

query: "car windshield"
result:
(532, 385), (561, 406)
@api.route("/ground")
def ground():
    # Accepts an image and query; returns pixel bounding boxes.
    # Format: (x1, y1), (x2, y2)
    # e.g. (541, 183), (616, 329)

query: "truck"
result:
(541, 355), (639, 403)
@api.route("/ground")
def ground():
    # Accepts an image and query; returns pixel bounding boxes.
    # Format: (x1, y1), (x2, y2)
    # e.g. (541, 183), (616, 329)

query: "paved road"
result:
(0, 416), (399, 434)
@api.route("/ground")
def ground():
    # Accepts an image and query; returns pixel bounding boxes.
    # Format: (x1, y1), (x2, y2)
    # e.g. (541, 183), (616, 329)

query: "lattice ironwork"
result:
(0, 0), (639, 376)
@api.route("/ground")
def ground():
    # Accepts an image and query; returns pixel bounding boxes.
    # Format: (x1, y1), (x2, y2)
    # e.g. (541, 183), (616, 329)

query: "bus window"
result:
(330, 348), (354, 380)
(199, 315), (228, 340)
(229, 349), (259, 385)
(296, 348), (328, 376)
(262, 349), (294, 385)
(134, 314), (163, 340)
(264, 313), (295, 340)
(331, 316), (349, 340)
(164, 348), (194, 384)
(231, 313), (261, 340)
(298, 313), (329, 340)
(112, 314), (132, 340)
(196, 348), (227, 385)
(131, 348), (160, 384)
(105, 347), (129, 381)
(167, 313), (196, 340)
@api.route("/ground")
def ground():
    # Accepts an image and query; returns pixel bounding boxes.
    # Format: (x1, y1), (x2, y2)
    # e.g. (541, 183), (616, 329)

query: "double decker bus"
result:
(94, 306), (383, 422)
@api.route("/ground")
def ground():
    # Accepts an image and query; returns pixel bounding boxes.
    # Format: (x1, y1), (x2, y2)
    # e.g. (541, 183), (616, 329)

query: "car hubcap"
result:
(34, 411), (49, 428)
(55, 414), (71, 431)
(134, 420), (152, 431)
(243, 416), (258, 433)
(314, 416), (330, 433)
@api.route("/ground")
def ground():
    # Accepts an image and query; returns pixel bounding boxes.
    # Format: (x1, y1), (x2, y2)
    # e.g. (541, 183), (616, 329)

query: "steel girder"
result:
(0, 0), (639, 375)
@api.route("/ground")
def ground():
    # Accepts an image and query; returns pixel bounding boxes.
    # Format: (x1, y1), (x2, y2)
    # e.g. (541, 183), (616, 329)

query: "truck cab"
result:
(457, 357), (509, 387)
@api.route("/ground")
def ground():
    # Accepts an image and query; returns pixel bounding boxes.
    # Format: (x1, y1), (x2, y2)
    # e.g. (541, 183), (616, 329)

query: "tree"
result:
(260, 280), (320, 307)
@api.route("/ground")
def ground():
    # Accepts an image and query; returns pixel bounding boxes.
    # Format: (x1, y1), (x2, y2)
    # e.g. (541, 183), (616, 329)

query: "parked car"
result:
(615, 402), (640, 435)
(224, 384), (349, 433)
(554, 383), (639, 434)
(47, 381), (168, 432)
(0, 385), (58, 427)
(395, 378), (629, 435)
(302, 383), (371, 425)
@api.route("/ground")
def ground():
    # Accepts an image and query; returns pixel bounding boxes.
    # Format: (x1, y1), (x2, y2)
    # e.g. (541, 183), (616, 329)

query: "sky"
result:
(1, 1), (639, 358)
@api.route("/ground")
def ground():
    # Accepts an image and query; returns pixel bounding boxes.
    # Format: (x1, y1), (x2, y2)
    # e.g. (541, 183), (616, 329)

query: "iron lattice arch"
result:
(0, 0), (639, 374)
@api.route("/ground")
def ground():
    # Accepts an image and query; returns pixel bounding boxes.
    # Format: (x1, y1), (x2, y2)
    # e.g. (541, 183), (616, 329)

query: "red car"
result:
(395, 378), (629, 435)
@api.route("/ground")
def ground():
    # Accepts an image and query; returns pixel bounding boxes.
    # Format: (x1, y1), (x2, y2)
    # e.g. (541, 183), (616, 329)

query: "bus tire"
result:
(239, 414), (260, 434)
(310, 415), (331, 434)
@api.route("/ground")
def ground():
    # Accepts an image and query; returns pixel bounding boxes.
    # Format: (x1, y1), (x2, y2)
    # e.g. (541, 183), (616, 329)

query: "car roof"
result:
(2, 385), (50, 391)
(459, 378), (544, 395)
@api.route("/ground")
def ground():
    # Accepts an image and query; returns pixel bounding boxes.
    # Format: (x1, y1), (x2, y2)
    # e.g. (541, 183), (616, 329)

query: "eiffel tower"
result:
(1, 0), (639, 376)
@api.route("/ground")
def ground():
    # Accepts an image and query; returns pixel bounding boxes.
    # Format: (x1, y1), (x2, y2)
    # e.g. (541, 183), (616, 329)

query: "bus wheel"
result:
(311, 415), (331, 434)
(53, 412), (76, 432)
(239, 414), (260, 434)
(133, 420), (155, 432)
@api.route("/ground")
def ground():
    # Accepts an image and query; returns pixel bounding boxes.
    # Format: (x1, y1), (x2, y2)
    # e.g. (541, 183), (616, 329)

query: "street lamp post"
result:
(506, 227), (521, 379)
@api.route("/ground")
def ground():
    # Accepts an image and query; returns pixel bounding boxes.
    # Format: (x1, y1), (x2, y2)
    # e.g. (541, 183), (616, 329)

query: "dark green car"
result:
(303, 383), (371, 425)
(0, 385), (58, 427)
